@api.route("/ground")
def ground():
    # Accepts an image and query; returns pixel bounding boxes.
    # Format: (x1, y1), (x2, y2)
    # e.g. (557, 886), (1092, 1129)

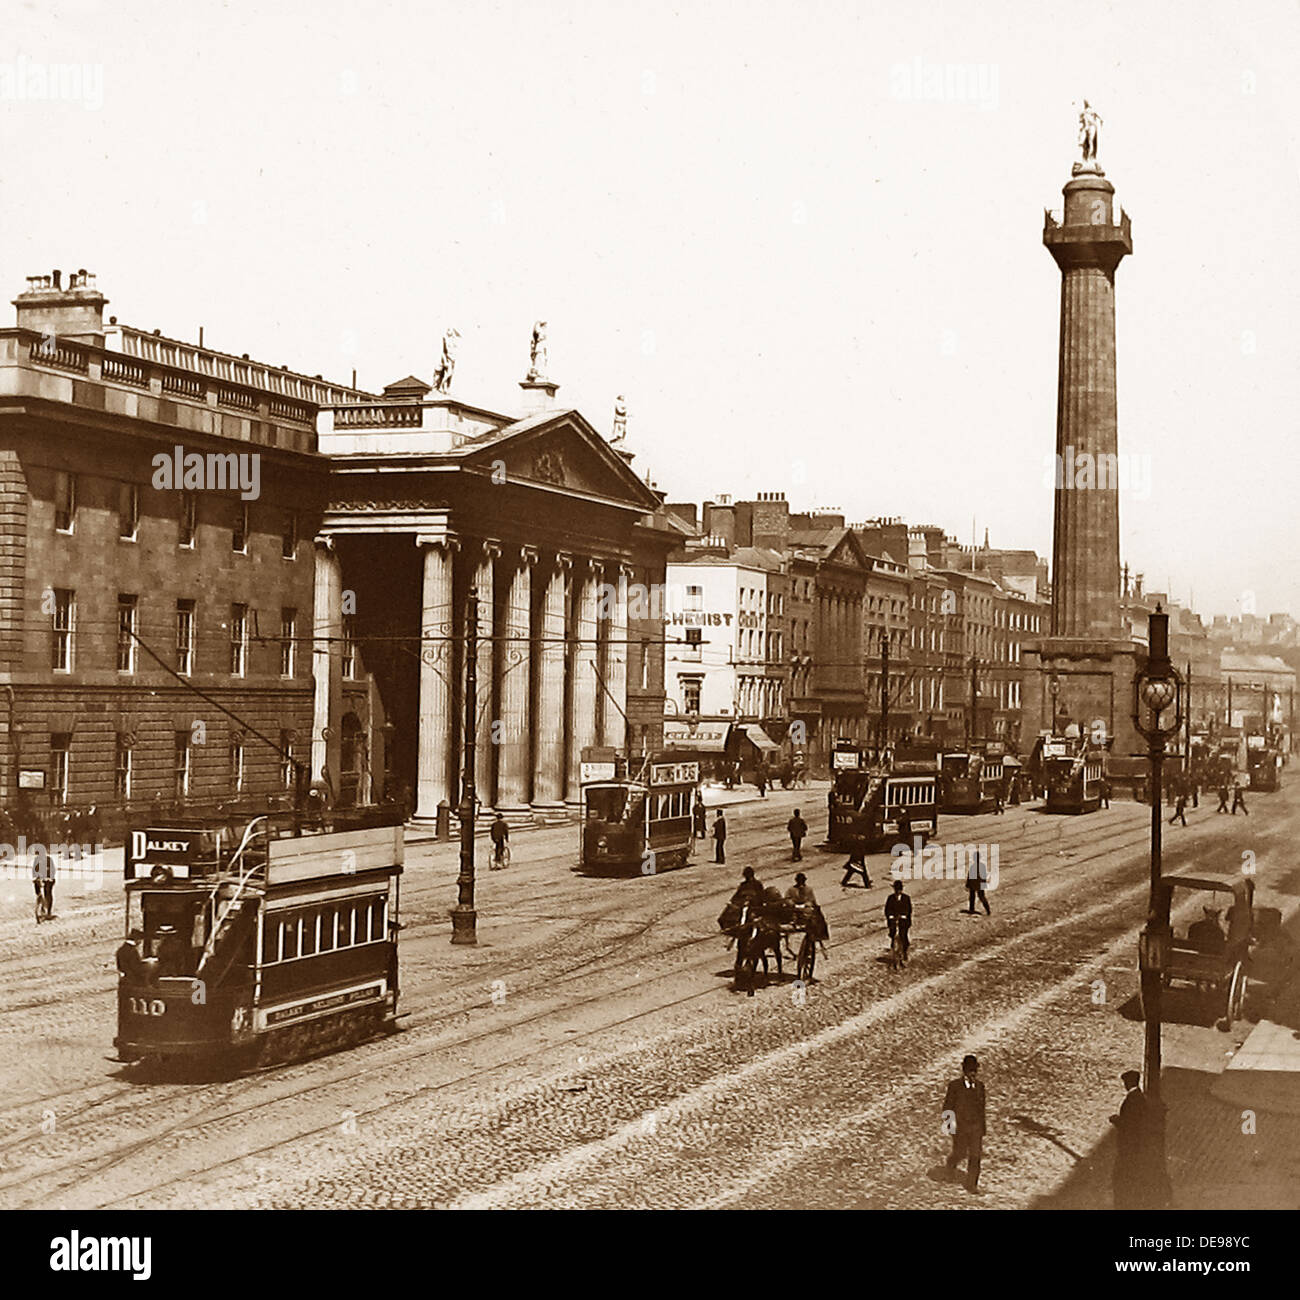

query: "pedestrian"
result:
(993, 784), (1005, 815)
(942, 1054), (986, 1193)
(787, 808), (807, 861)
(755, 763), (767, 798)
(1189, 773), (1199, 809)
(1109, 1070), (1170, 1209)
(965, 848), (991, 915)
(31, 843), (54, 923)
(841, 832), (871, 889)
(693, 793), (707, 840)
(1099, 777), (1111, 809)
(489, 811), (510, 869)
(1169, 791), (1188, 827)
(1216, 783), (1231, 814)
(1231, 782), (1248, 816)
(712, 809), (727, 864)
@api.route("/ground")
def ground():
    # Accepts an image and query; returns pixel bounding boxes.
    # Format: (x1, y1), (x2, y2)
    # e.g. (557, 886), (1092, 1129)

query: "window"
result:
(116, 595), (138, 672)
(176, 599), (195, 675)
(300, 907), (319, 958)
(640, 638), (649, 691)
(230, 737), (244, 792)
(114, 734), (132, 800)
(173, 731), (191, 800)
(50, 733), (71, 805)
(52, 588), (75, 671)
(685, 584), (703, 612)
(282, 511), (298, 560)
(280, 608), (296, 677)
(54, 471), (76, 533)
(341, 614), (356, 680)
(230, 603), (248, 677)
(280, 730), (296, 789)
(179, 491), (197, 548)
(684, 627), (702, 648)
(682, 677), (702, 713)
(232, 501), (248, 554)
(119, 482), (139, 541)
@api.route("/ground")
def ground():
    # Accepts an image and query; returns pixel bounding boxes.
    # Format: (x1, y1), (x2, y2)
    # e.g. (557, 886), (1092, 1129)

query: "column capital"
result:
(517, 544), (541, 567)
(415, 533), (460, 553)
(550, 551), (575, 573)
(475, 538), (503, 563)
(314, 534), (338, 552)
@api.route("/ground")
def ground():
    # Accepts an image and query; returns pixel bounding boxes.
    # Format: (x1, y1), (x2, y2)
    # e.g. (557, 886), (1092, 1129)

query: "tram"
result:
(1246, 738), (1283, 792)
(114, 809), (403, 1070)
(580, 758), (698, 873)
(938, 744), (1006, 814)
(828, 743), (938, 852)
(1042, 739), (1105, 813)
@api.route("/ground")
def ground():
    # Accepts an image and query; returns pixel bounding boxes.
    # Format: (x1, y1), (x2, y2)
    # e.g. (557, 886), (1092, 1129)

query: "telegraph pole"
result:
(451, 587), (479, 945)
(1184, 662), (1193, 778)
(968, 655), (978, 749)
(880, 632), (890, 750)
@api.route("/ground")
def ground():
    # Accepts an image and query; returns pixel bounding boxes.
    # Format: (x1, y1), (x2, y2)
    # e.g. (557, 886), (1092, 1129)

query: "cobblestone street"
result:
(2, 783), (1296, 1210)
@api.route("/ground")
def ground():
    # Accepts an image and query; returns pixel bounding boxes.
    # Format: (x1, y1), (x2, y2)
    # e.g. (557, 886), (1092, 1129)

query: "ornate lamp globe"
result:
(1140, 677), (1176, 715)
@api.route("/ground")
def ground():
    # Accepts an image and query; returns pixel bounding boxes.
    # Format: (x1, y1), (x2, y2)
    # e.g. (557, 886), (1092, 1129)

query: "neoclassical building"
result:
(0, 271), (675, 832)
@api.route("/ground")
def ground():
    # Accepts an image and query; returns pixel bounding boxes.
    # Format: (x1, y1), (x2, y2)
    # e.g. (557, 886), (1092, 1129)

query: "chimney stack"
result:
(13, 268), (108, 344)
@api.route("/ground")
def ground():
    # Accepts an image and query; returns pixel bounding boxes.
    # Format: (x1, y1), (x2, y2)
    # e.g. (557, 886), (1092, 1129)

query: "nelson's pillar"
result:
(1023, 104), (1141, 755)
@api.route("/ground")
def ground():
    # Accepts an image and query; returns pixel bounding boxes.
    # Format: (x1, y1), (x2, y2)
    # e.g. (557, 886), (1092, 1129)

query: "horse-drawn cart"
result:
(720, 892), (827, 994)
(1148, 874), (1253, 1030)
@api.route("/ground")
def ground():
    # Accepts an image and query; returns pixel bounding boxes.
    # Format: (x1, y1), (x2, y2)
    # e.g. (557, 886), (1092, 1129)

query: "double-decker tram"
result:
(580, 758), (698, 874)
(1246, 737), (1283, 792)
(828, 740), (938, 852)
(114, 809), (403, 1072)
(938, 745), (1006, 814)
(1042, 740), (1105, 813)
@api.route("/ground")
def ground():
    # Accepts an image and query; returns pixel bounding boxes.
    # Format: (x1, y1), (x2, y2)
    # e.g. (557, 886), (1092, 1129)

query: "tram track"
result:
(0, 805), (1149, 1146)
(2, 808), (1175, 1206)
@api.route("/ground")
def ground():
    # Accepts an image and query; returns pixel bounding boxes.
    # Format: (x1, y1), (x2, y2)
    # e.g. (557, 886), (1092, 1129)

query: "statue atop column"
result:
(527, 320), (548, 380)
(610, 394), (627, 444)
(432, 327), (460, 394)
(1075, 99), (1103, 173)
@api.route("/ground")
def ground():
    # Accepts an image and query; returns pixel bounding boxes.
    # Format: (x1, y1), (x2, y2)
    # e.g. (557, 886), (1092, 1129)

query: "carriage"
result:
(580, 759), (698, 874)
(720, 892), (826, 993)
(1147, 874), (1253, 1030)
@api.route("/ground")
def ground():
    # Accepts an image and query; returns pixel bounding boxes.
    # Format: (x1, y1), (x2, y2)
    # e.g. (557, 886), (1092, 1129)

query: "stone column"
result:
(601, 563), (630, 751)
(311, 537), (343, 793)
(414, 535), (458, 821)
(532, 552), (570, 816)
(470, 540), (499, 806)
(496, 545), (537, 819)
(566, 558), (600, 805)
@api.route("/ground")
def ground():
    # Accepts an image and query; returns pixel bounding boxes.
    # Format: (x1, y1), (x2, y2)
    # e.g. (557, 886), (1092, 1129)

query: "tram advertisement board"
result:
(650, 761), (699, 786)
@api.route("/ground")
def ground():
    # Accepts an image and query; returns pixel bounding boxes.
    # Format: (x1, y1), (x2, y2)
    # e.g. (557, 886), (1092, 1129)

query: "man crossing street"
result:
(1231, 781), (1249, 816)
(712, 809), (727, 864)
(942, 1055), (986, 1193)
(786, 808), (808, 861)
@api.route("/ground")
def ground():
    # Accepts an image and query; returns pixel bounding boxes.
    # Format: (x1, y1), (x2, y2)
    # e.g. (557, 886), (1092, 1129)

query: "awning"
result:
(741, 724), (780, 754)
(1002, 756), (1023, 768)
(663, 721), (729, 753)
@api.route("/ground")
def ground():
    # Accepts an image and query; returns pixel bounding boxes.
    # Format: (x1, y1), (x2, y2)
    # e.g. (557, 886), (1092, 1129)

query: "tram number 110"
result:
(127, 996), (167, 1017)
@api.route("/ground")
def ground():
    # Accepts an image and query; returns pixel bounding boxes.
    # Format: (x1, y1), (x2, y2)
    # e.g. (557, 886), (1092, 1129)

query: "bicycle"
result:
(888, 924), (909, 971)
(491, 842), (511, 870)
(33, 880), (54, 924)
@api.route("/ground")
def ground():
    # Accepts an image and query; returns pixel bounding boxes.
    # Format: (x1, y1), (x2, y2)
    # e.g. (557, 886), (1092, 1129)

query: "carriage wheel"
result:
(1225, 962), (1248, 1029)
(796, 931), (816, 983)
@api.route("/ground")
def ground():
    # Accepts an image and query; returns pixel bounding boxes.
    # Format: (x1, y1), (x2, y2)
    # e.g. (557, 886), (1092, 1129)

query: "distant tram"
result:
(939, 746), (1006, 814)
(1247, 739), (1283, 793)
(828, 741), (938, 852)
(114, 810), (403, 1071)
(580, 758), (699, 873)
(1042, 740), (1105, 814)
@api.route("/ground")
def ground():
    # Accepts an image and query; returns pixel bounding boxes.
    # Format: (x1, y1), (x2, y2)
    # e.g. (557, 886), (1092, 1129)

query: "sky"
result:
(2, 0), (1298, 618)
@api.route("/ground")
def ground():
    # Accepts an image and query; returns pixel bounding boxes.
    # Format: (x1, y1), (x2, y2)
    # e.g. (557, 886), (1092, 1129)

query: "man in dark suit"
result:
(712, 810), (727, 864)
(942, 1054), (986, 1192)
(1110, 1070), (1150, 1209)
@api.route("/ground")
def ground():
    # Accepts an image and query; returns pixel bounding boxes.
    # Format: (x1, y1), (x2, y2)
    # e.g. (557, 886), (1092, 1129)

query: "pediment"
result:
(461, 411), (658, 511)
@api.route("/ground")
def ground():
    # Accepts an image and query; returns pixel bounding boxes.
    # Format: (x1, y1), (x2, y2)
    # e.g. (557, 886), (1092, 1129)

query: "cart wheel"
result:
(1225, 962), (1248, 1028)
(796, 931), (816, 983)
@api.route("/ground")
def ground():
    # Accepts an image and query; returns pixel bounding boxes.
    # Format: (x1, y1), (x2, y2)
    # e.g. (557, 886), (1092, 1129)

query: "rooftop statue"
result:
(1078, 99), (1101, 162)
(432, 327), (460, 394)
(611, 394), (627, 444)
(528, 320), (548, 381)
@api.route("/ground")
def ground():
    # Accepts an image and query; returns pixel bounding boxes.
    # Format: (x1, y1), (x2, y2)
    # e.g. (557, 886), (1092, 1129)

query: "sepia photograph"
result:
(0, 0), (1296, 1277)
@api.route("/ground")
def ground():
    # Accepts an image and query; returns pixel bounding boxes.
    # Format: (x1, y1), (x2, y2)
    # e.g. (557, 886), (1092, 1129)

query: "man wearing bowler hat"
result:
(941, 1054), (986, 1192)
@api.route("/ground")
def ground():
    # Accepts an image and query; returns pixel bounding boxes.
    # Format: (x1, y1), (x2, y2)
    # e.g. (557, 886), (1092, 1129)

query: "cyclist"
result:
(489, 811), (510, 869)
(884, 878), (912, 964)
(31, 849), (54, 923)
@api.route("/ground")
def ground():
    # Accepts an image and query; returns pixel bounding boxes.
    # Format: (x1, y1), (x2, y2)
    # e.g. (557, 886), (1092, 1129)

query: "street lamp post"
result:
(1048, 674), (1060, 736)
(451, 587), (479, 945)
(1132, 603), (1183, 1203)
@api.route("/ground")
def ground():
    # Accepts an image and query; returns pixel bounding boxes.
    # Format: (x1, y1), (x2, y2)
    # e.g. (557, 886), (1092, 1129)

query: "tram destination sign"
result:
(650, 761), (700, 786)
